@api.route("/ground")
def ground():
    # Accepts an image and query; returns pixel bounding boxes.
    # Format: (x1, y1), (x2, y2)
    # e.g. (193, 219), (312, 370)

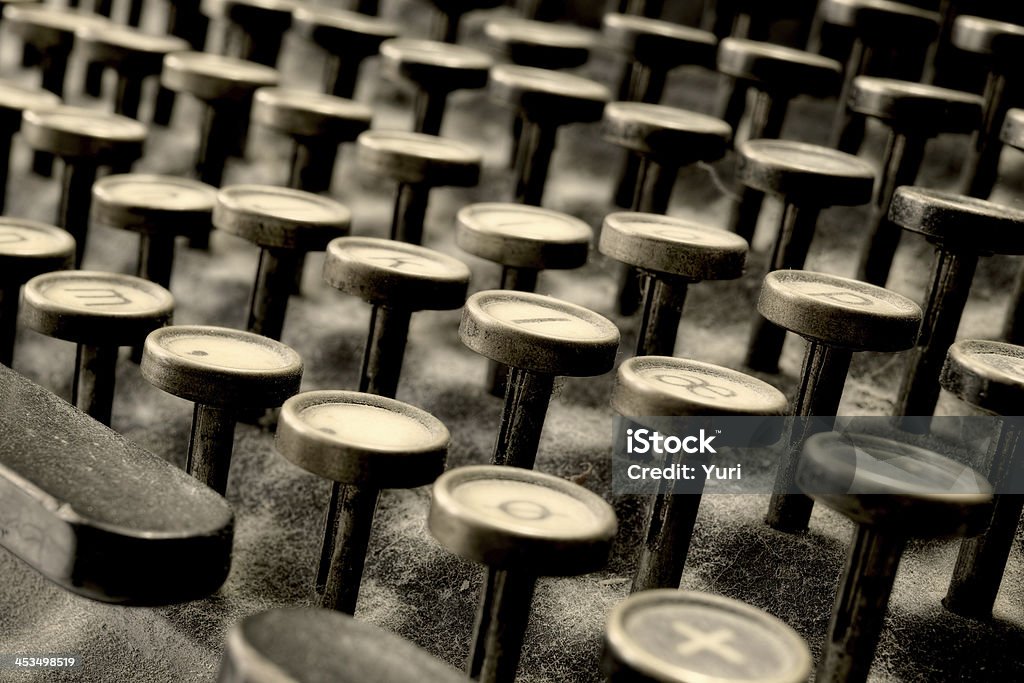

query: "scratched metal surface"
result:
(1, 1), (1023, 681)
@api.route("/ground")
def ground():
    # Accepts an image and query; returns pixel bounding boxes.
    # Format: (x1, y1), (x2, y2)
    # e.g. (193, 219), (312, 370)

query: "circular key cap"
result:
(215, 185), (351, 340)
(490, 63), (609, 126)
(75, 24), (190, 120)
(278, 390), (449, 488)
(430, 464), (617, 572)
(758, 270), (922, 352)
(324, 236), (469, 310)
(850, 77), (982, 133)
(0, 219), (74, 366)
(252, 88), (371, 141)
(941, 340), (1024, 618)
(798, 431), (991, 683)
(161, 50), (279, 102)
(484, 18), (595, 70)
(603, 13), (717, 72)
(253, 87), (371, 194)
(161, 51), (279, 189)
(22, 270), (173, 425)
(202, 0), (295, 67)
(612, 356), (788, 418)
(276, 390), (448, 612)
(601, 213), (747, 357)
(603, 102), (732, 165)
(461, 290), (619, 470)
(851, 79), (984, 286)
(888, 188), (1024, 418)
(430, 464), (615, 682)
(757, 270), (922, 533)
(91, 174), (217, 290)
(739, 140), (876, 373)
(219, 608), (467, 683)
(942, 339), (1024, 417)
(357, 129), (481, 187)
(456, 202), (591, 271)
(215, 185), (351, 248)
(604, 590), (812, 683)
(718, 38), (841, 99)
(822, 0), (940, 152)
(142, 324), (302, 493)
(380, 39), (492, 135)
(737, 139), (875, 206)
(716, 41), (842, 241)
(0, 80), (60, 213)
(461, 290), (620, 377)
(22, 106), (146, 160)
(613, 356), (787, 594)
(291, 6), (400, 99)
(4, 6), (109, 100)
(357, 130), (482, 244)
(456, 202), (592, 396)
(491, 65), (610, 206)
(601, 213), (747, 282)
(951, 15), (1024, 56)
(324, 236), (470, 398)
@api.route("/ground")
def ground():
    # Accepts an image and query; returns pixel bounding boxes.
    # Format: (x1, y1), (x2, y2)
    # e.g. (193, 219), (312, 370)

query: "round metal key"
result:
(604, 590), (812, 683)
(213, 185), (351, 251)
(613, 358), (787, 594)
(737, 139), (875, 206)
(357, 130), (482, 187)
(798, 431), (991, 683)
(380, 39), (492, 93)
(0, 219), (74, 284)
(4, 6), (109, 49)
(323, 236), (470, 310)
(429, 464), (616, 574)
(161, 51), (279, 101)
(601, 213), (747, 282)
(142, 324), (302, 494)
(277, 390), (449, 488)
(430, 463), (615, 683)
(0, 219), (74, 366)
(252, 88), (371, 140)
(76, 23), (189, 73)
(22, 270), (173, 345)
(21, 106), (146, 159)
(142, 324), (302, 410)
(455, 202), (591, 271)
(490, 64), (610, 124)
(757, 270), (921, 352)
(92, 174), (216, 237)
(799, 431), (993, 535)
(0, 80), (61, 125)
(218, 608), (467, 683)
(821, 0), (939, 35)
(718, 38), (842, 98)
(602, 102), (732, 164)
(1002, 107), (1024, 149)
(889, 187), (1024, 255)
(484, 18), (595, 70)
(951, 15), (1024, 56)
(941, 340), (1024, 619)
(602, 13), (717, 70)
(850, 77), (982, 134)
(460, 290), (620, 377)
(276, 390), (449, 613)
(290, 6), (400, 99)
(612, 356), (788, 417)
(941, 339), (1024, 416)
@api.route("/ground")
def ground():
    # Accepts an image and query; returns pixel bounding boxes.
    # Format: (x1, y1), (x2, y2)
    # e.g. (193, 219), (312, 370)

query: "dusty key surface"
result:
(604, 589), (812, 683)
(455, 202), (591, 270)
(357, 129), (482, 187)
(214, 184), (351, 250)
(91, 174), (216, 236)
(0, 363), (233, 603)
(218, 607), (467, 683)
(0, 218), (75, 282)
(941, 339), (1024, 416)
(429, 464), (616, 575)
